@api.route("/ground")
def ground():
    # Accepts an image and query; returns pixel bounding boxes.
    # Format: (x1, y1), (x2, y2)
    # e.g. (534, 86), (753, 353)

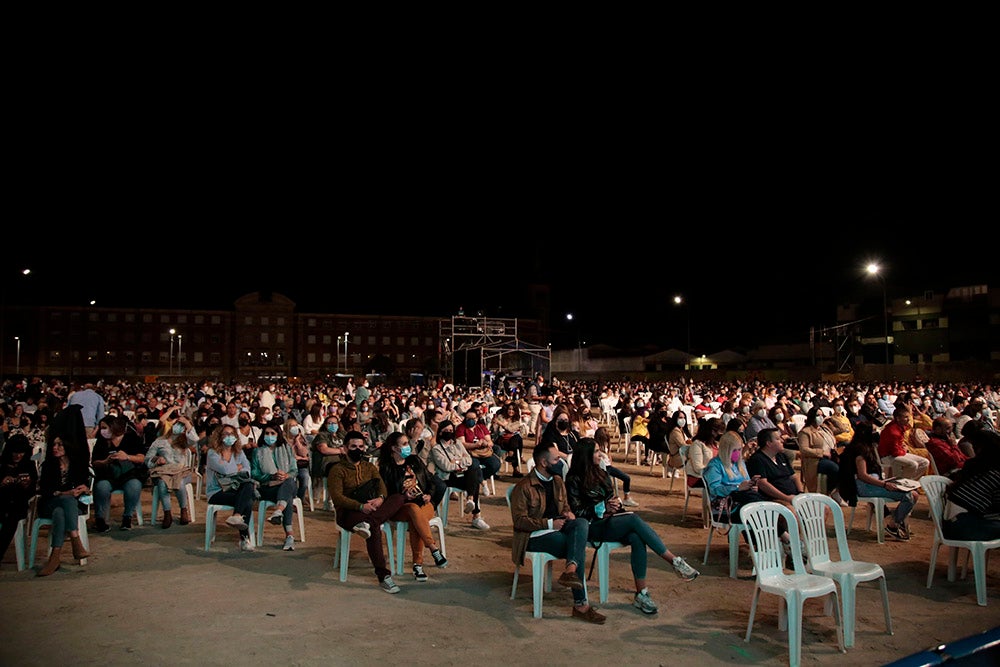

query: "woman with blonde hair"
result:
(144, 407), (198, 528)
(282, 417), (312, 505)
(205, 424), (256, 551)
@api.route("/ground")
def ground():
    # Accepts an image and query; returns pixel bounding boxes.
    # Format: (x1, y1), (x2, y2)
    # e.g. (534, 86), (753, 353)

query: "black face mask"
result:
(556, 420), (569, 431)
(238, 419), (249, 427)
(439, 431), (454, 442)
(347, 449), (365, 463)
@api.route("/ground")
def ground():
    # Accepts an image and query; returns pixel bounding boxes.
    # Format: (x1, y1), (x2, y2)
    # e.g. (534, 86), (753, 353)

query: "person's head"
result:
(593, 426), (611, 451)
(668, 409), (689, 433)
(757, 427), (782, 454)
(695, 417), (721, 444)
(717, 430), (746, 467)
(532, 441), (560, 478)
(806, 407), (824, 428)
(379, 431), (411, 466)
(309, 403), (323, 419)
(553, 407), (572, 432)
(832, 398), (846, 415)
(847, 396), (861, 415)
(751, 400), (767, 420)
(463, 410), (479, 429)
(932, 417), (953, 439)
(344, 430), (367, 464)
(960, 419), (985, 440)
(226, 402), (238, 416)
(283, 418), (302, 439)
(892, 405), (912, 428)
(342, 405), (359, 425)
(436, 420), (456, 442)
(567, 436), (603, 481)
(966, 430), (1000, 464)
(849, 422), (878, 456)
(1, 433), (30, 465)
(726, 417), (744, 434)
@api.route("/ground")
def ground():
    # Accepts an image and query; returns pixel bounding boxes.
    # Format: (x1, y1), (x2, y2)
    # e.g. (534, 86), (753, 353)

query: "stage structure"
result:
(440, 315), (550, 389)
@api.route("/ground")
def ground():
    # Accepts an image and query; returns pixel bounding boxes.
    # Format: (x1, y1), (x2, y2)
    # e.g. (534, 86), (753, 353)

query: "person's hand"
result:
(422, 494), (432, 504)
(551, 517), (566, 531)
(156, 456), (167, 465)
(884, 481), (901, 492)
(607, 497), (622, 513)
(563, 510), (576, 521)
(361, 500), (374, 514)
(738, 480), (752, 491)
(371, 497), (383, 510)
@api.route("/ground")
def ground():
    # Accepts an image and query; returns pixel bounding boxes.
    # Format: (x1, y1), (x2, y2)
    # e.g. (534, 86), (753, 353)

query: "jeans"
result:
(209, 483), (256, 536)
(527, 518), (590, 604)
(856, 479), (915, 524)
(472, 454), (501, 483)
(606, 466), (630, 494)
(428, 475), (446, 510)
(258, 478), (297, 528)
(817, 458), (839, 478)
(590, 512), (666, 580)
(943, 512), (1000, 541)
(39, 495), (80, 547)
(295, 467), (310, 503)
(446, 469), (482, 513)
(336, 493), (407, 581)
(154, 477), (190, 512)
(94, 478), (143, 523)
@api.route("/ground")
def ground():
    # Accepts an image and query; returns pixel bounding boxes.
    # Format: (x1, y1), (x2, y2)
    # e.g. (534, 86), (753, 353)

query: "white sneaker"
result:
(380, 576), (401, 594)
(226, 514), (248, 530)
(269, 509), (284, 525)
(352, 522), (372, 540)
(282, 535), (295, 551)
(240, 536), (255, 552)
(464, 498), (475, 514)
(622, 497), (640, 507)
(481, 484), (491, 497)
(471, 516), (491, 530)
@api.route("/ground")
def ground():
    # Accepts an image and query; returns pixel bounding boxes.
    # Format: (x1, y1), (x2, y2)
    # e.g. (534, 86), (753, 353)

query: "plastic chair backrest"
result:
(740, 501), (805, 576)
(920, 475), (950, 541)
(505, 484), (515, 512)
(792, 493), (854, 567)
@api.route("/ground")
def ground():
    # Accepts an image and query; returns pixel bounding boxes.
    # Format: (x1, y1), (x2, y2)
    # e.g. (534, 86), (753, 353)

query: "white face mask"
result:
(835, 406), (846, 415)
(814, 416), (824, 426)
(850, 405), (861, 414)
(677, 418), (686, 428)
(774, 412), (784, 423)
(756, 410), (766, 419)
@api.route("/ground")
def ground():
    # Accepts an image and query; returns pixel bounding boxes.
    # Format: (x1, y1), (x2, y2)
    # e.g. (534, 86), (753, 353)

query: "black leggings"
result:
(446, 470), (482, 513)
(209, 483), (255, 536)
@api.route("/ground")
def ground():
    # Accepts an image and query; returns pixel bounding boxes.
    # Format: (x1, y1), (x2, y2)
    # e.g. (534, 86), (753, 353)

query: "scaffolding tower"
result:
(440, 315), (550, 388)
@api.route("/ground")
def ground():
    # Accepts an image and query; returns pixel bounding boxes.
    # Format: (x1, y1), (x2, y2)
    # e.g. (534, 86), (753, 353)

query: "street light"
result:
(169, 328), (176, 375)
(866, 263), (890, 378)
(177, 335), (183, 375)
(14, 336), (20, 375)
(343, 331), (350, 373)
(674, 295), (691, 355)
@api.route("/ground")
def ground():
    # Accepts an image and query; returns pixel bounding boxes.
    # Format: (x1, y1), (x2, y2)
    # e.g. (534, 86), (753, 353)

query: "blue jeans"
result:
(295, 467), (310, 503)
(39, 495), (81, 547)
(606, 466), (631, 494)
(154, 477), (190, 512)
(472, 454), (501, 482)
(527, 518), (590, 604)
(817, 458), (839, 478)
(258, 478), (297, 529)
(94, 478), (143, 523)
(589, 512), (667, 580)
(856, 479), (915, 524)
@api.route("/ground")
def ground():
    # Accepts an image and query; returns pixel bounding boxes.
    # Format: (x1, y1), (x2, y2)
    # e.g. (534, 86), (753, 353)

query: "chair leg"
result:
(395, 522), (407, 576)
(598, 544), (610, 604)
(972, 546), (988, 606)
(745, 586), (761, 642)
(338, 529), (350, 582)
(294, 498), (305, 542)
(511, 565), (520, 599)
(786, 594), (801, 667)
(703, 526), (715, 565)
(830, 590), (846, 654)
(879, 576), (894, 635)
(841, 581), (857, 648)
(728, 528), (740, 579)
(927, 541), (940, 588)
(947, 546), (960, 582)
(532, 557), (545, 618)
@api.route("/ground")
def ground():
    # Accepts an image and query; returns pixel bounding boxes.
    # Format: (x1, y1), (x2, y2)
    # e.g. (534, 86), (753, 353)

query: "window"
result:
(322, 352), (332, 362)
(141, 351), (152, 363)
(261, 316), (269, 326)
(88, 313), (98, 322)
(276, 333), (284, 344)
(210, 334), (220, 344)
(276, 352), (284, 364)
(909, 354), (919, 364)
(159, 351), (169, 362)
(901, 320), (917, 331)
(323, 335), (332, 344)
(50, 312), (62, 320)
(308, 318), (316, 327)
(107, 313), (117, 322)
(210, 352), (221, 363)
(194, 352), (203, 362)
(322, 320), (331, 329)
(367, 336), (376, 346)
(425, 337), (433, 347)
(192, 333), (203, 344)
(160, 315), (170, 324)
(143, 314), (153, 323)
(261, 332), (269, 343)
(105, 351), (116, 362)
(125, 351), (134, 362)
(195, 315), (204, 324)
(211, 315), (221, 325)
(276, 317), (284, 326)
(178, 315), (187, 324)
(367, 320), (376, 329)
(307, 352), (316, 363)
(396, 354), (404, 363)
(307, 335), (316, 344)
(141, 333), (152, 344)
(125, 313), (135, 323)
(922, 318), (939, 328)
(382, 336), (391, 346)
(411, 337), (419, 346)
(123, 332), (135, 343)
(245, 316), (253, 325)
(49, 351), (61, 361)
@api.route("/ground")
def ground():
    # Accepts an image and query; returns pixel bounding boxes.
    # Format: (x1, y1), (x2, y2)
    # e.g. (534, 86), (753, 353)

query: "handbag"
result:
(347, 478), (382, 503)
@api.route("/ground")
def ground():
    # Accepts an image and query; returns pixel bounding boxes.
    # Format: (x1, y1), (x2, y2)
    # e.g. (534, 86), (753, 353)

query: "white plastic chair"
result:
(703, 484), (745, 578)
(204, 504), (255, 551)
(1, 518), (28, 571)
(790, 414), (807, 434)
(151, 482), (197, 525)
(739, 501), (846, 667)
(792, 493), (893, 647)
(111, 487), (144, 526)
(335, 523), (394, 582)
(438, 485), (468, 527)
(256, 498), (305, 546)
(29, 494), (92, 568)
(848, 496), (887, 544)
(392, 516), (446, 575)
(921, 475), (1000, 606)
(682, 471), (708, 528)
(590, 538), (627, 604)
(504, 484), (563, 618)
(620, 416), (634, 462)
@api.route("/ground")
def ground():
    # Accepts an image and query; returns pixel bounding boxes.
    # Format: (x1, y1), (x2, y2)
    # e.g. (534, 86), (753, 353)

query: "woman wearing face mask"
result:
(236, 412), (258, 449)
(303, 403), (325, 437)
(206, 425), (256, 551)
(283, 418), (312, 506)
(250, 425), (298, 551)
(0, 434), (39, 568)
(664, 410), (693, 478)
(378, 432), (448, 580)
(311, 414), (346, 510)
(540, 405), (580, 477)
(685, 417), (722, 489)
(492, 403), (528, 477)
(796, 407), (840, 494)
(91, 415), (149, 532)
(144, 409), (198, 528)
(431, 422), (490, 530)
(567, 437), (700, 614)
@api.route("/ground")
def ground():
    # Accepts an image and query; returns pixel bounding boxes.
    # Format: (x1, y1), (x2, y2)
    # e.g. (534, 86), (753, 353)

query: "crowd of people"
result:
(1, 373), (999, 621)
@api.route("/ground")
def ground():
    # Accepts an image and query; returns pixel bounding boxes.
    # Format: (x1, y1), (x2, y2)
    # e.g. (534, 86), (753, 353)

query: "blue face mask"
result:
(263, 435), (277, 446)
(172, 423), (185, 435)
(399, 445), (412, 458)
(465, 418), (476, 428)
(222, 435), (236, 448)
(327, 423), (339, 433)
(594, 500), (606, 519)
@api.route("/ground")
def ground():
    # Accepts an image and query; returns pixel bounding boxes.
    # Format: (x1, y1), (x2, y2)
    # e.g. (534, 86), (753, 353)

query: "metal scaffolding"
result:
(439, 315), (550, 387)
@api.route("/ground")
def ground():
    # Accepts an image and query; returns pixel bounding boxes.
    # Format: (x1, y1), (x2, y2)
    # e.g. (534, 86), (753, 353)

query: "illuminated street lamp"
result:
(177, 334), (183, 375)
(866, 263), (890, 378)
(14, 336), (20, 375)
(674, 295), (691, 355)
(169, 328), (176, 375)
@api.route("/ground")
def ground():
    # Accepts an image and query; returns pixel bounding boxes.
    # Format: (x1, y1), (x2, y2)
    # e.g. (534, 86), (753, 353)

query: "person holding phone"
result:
(0, 434), (38, 568)
(430, 421), (490, 530)
(566, 437), (699, 616)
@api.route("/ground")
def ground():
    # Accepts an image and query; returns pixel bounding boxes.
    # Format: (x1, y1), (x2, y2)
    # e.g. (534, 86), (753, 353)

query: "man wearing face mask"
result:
(743, 400), (776, 445)
(456, 409), (501, 499)
(329, 431), (407, 593)
(510, 442), (604, 624)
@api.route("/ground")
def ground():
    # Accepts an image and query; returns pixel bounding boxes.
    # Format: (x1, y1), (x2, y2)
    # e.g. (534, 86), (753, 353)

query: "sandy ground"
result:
(3, 446), (999, 667)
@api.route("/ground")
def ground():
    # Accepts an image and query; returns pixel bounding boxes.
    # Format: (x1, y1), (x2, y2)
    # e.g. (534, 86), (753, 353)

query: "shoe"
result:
(901, 520), (914, 537)
(481, 484), (492, 497)
(240, 536), (255, 552)
(511, 470), (524, 478)
(70, 535), (90, 561)
(120, 515), (132, 531)
(161, 511), (173, 529)
(634, 588), (659, 614)
(352, 522), (372, 540)
(505, 453), (517, 464)
(226, 514), (248, 530)
(672, 556), (699, 581)
(37, 546), (62, 577)
(269, 509), (284, 525)
(557, 569), (584, 590)
(449, 492), (460, 501)
(283, 535), (295, 551)
(94, 518), (111, 534)
(413, 564), (428, 582)
(380, 576), (401, 594)
(622, 497), (640, 507)
(179, 508), (191, 525)
(885, 521), (909, 541)
(431, 549), (449, 568)
(471, 516), (491, 530)
(464, 498), (475, 514)
(572, 605), (606, 624)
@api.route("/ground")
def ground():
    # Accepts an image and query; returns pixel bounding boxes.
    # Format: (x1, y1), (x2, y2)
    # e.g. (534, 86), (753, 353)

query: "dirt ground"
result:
(3, 447), (999, 667)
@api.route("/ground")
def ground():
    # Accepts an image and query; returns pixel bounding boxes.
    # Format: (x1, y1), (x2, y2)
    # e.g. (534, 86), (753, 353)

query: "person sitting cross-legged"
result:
(509, 441), (605, 624)
(328, 430), (407, 594)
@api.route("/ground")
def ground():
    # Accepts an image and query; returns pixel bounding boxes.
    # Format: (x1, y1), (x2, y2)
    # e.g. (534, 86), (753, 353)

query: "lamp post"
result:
(343, 331), (350, 374)
(169, 328), (176, 375)
(674, 295), (691, 355)
(177, 335), (183, 375)
(566, 313), (582, 371)
(14, 336), (20, 375)
(866, 263), (890, 379)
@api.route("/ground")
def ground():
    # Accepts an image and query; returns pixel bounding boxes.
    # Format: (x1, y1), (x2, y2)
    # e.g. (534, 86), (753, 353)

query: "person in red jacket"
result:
(877, 405), (930, 481)
(925, 417), (968, 479)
